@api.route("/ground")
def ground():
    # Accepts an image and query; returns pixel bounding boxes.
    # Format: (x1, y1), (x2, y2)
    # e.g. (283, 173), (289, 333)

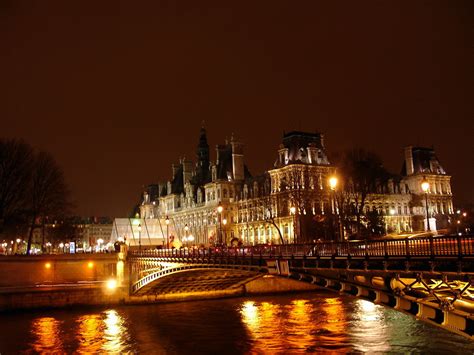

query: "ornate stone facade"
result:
(139, 128), (454, 245)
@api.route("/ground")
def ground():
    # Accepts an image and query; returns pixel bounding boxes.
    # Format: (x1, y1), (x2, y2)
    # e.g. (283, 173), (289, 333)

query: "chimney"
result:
(215, 145), (220, 165)
(182, 160), (193, 183)
(404, 146), (414, 176)
(172, 163), (179, 178)
(231, 136), (244, 181)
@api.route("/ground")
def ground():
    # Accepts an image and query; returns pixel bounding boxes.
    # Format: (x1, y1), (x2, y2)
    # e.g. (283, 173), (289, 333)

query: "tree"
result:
(337, 149), (390, 238)
(0, 139), (72, 253)
(26, 151), (71, 254)
(261, 195), (285, 244)
(365, 209), (386, 238)
(281, 166), (313, 243)
(0, 139), (34, 230)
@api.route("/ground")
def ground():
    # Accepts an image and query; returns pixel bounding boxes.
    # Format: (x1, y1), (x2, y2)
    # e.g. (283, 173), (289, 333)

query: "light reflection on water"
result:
(75, 310), (131, 354)
(30, 317), (64, 353)
(76, 314), (105, 353)
(0, 292), (472, 354)
(351, 299), (391, 353)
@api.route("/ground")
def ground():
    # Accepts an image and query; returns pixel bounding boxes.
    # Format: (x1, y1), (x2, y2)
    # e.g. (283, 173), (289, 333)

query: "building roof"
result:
(402, 146), (447, 176)
(275, 130), (329, 167)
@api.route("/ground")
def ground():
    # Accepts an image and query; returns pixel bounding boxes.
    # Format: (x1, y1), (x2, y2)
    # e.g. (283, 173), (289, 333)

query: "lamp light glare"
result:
(421, 180), (430, 193)
(329, 176), (338, 190)
(106, 279), (117, 290)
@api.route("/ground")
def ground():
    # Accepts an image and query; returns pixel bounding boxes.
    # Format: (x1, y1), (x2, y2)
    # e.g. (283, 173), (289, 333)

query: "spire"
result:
(196, 124), (210, 170)
(199, 125), (208, 146)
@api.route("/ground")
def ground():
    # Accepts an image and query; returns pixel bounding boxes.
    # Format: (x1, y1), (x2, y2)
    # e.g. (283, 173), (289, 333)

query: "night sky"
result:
(1, 1), (473, 217)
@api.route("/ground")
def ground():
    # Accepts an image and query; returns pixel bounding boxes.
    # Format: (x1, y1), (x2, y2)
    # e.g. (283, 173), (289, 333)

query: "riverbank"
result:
(0, 275), (318, 312)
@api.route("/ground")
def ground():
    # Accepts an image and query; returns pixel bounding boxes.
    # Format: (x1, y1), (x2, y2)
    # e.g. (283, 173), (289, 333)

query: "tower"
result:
(195, 124), (211, 183)
(197, 125), (210, 166)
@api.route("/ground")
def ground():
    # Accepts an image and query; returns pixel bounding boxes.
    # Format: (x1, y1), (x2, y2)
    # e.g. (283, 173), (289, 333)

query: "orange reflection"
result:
(76, 314), (105, 353)
(75, 310), (129, 354)
(31, 317), (64, 353)
(240, 301), (283, 352)
(241, 299), (321, 352)
(286, 299), (313, 348)
(321, 297), (348, 348)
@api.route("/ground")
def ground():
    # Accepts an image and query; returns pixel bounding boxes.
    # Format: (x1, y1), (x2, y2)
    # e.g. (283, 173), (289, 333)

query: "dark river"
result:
(0, 291), (472, 354)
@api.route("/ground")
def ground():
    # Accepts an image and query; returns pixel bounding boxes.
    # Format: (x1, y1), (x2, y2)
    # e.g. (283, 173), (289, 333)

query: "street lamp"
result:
(222, 218), (228, 245)
(137, 224), (142, 251)
(217, 203), (224, 245)
(328, 176), (343, 241)
(290, 206), (297, 243)
(165, 216), (170, 248)
(421, 178), (431, 232)
(329, 176), (338, 191)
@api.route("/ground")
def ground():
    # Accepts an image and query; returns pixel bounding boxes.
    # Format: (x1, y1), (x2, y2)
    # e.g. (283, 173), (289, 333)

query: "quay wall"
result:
(0, 254), (119, 287)
(0, 287), (128, 311)
(244, 275), (318, 294)
(0, 255), (318, 311)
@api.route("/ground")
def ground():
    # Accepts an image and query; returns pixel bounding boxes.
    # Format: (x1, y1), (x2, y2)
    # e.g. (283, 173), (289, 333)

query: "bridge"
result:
(128, 235), (474, 339)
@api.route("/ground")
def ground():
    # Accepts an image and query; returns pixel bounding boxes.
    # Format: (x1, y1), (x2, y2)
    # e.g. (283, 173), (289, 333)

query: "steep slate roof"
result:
(401, 147), (447, 176)
(274, 131), (329, 167)
(170, 165), (184, 194)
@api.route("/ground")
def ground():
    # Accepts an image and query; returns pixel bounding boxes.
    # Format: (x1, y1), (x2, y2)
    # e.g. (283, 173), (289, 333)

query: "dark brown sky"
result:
(1, 1), (473, 217)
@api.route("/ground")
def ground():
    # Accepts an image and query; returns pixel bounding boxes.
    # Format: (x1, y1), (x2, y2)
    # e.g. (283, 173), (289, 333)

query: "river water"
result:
(0, 291), (472, 354)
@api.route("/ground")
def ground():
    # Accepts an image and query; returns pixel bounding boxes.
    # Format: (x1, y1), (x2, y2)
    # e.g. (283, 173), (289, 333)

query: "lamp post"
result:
(137, 224), (142, 251)
(184, 224), (189, 246)
(165, 216), (170, 248)
(188, 234), (194, 247)
(222, 218), (227, 245)
(421, 178), (431, 232)
(290, 206), (297, 243)
(329, 176), (343, 242)
(217, 203), (224, 245)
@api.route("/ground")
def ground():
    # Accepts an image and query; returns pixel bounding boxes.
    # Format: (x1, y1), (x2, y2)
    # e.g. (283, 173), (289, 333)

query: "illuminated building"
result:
(137, 128), (454, 245)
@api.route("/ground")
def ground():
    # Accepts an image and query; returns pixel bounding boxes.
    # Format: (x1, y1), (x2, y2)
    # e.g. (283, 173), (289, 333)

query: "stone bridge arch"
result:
(131, 264), (267, 295)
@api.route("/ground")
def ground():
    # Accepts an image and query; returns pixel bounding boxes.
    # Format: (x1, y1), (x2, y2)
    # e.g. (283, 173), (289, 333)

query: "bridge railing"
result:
(129, 235), (474, 259)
